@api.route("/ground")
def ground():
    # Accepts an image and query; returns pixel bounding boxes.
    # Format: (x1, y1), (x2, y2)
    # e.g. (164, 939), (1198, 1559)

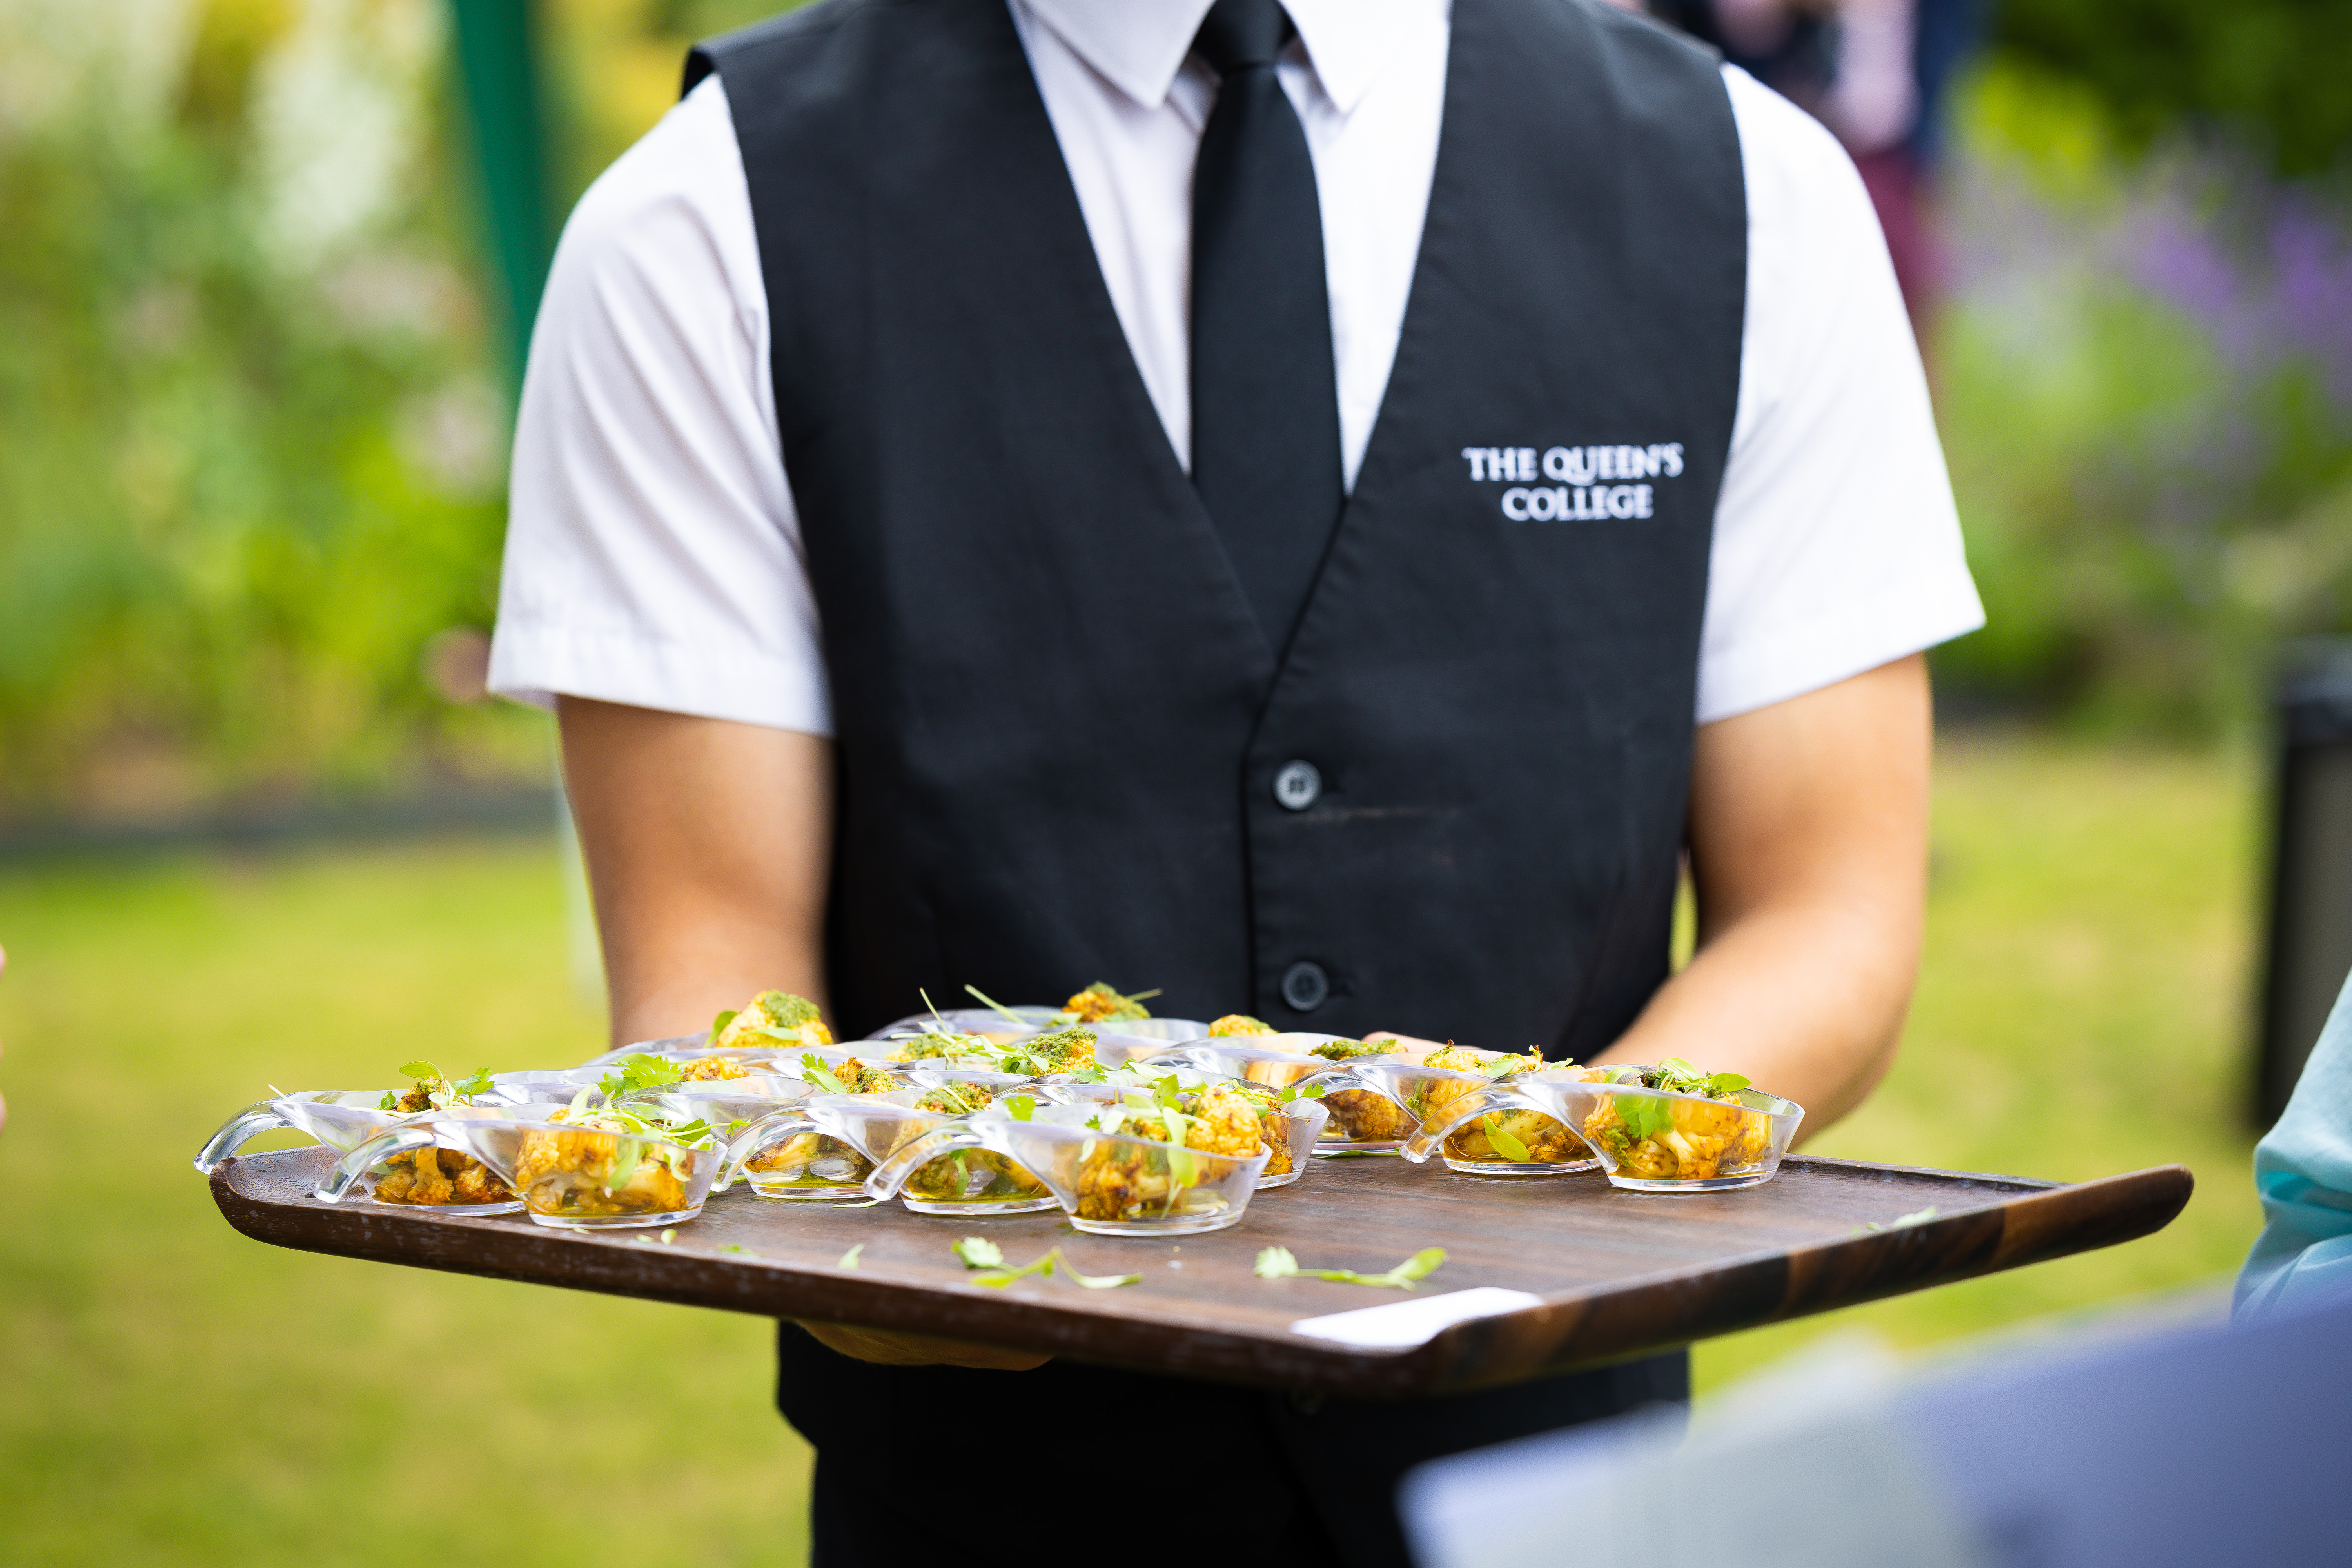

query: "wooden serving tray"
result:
(212, 1147), (2189, 1397)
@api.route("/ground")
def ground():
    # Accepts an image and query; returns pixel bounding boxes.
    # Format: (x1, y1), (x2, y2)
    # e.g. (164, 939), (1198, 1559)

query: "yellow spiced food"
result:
(512, 1118), (697, 1219)
(1414, 1045), (1582, 1165)
(1063, 982), (1154, 1023)
(715, 990), (833, 1051)
(1580, 1060), (1772, 1180)
(1075, 1081), (1276, 1220)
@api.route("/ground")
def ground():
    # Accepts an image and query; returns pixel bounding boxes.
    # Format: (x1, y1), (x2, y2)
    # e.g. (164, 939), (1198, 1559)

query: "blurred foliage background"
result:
(1, 0), (2349, 818)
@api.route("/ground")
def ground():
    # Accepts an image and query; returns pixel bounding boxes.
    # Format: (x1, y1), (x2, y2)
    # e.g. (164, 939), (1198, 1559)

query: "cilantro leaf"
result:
(1254, 1246), (1301, 1279)
(800, 1053), (846, 1095)
(397, 1061), (439, 1082)
(1004, 1094), (1036, 1122)
(953, 1237), (1005, 1270)
(1616, 1091), (1674, 1143)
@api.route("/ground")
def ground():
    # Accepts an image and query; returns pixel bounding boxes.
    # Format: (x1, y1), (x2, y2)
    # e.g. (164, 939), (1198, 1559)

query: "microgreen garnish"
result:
(953, 1237), (1137, 1289)
(800, 1053), (847, 1095)
(1649, 1058), (1753, 1098)
(1481, 1114), (1534, 1163)
(839, 1243), (864, 1269)
(1253, 1246), (1447, 1289)
(1004, 1094), (1036, 1122)
(963, 984), (1026, 1026)
(385, 1062), (495, 1111)
(597, 1052), (684, 1101)
(1274, 1082), (1328, 1102)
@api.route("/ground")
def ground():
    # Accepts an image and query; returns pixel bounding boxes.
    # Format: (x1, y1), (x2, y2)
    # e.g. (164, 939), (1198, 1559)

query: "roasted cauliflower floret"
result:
(1208, 1014), (1276, 1037)
(717, 990), (833, 1050)
(810, 1056), (898, 1094)
(914, 1081), (995, 1115)
(1310, 1038), (1397, 1060)
(889, 1029), (989, 1062)
(1321, 1087), (1414, 1142)
(1582, 1093), (1770, 1180)
(1008, 1026), (1095, 1075)
(1063, 983), (1152, 1023)
(512, 1124), (691, 1216)
(744, 1131), (869, 1183)
(1187, 1082), (1268, 1158)
(371, 1145), (514, 1206)
(679, 1056), (751, 1081)
(1443, 1104), (1581, 1164)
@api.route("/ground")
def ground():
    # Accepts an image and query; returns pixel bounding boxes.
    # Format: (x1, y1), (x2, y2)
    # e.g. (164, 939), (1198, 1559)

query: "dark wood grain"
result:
(212, 1149), (2190, 1396)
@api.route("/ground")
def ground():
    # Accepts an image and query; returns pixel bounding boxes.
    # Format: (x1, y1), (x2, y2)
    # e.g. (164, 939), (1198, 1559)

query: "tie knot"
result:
(1193, 0), (1294, 76)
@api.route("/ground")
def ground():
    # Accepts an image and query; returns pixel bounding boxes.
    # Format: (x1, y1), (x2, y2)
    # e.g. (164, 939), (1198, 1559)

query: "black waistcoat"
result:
(691, 0), (1745, 1052)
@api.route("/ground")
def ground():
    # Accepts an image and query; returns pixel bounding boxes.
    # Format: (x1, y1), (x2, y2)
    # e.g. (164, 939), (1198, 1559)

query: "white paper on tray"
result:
(1289, 1287), (1546, 1348)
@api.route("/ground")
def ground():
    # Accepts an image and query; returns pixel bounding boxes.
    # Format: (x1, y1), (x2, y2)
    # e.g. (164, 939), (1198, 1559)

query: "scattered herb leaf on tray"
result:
(1254, 1246), (1447, 1289)
(952, 1236), (1138, 1289)
(838, 1243), (864, 1269)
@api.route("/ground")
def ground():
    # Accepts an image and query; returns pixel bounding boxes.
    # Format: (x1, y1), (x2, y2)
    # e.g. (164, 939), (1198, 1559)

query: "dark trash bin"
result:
(2256, 641), (2352, 1127)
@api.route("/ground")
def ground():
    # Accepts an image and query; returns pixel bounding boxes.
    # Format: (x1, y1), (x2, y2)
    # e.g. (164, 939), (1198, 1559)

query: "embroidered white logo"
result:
(1460, 443), (1684, 521)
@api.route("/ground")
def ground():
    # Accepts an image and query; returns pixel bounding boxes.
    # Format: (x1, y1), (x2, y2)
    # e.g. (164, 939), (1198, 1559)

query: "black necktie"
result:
(1189, 0), (1345, 652)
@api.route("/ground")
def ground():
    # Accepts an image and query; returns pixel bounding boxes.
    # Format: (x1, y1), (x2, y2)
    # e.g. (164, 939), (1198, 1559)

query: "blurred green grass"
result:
(0, 838), (808, 1567)
(0, 734), (2267, 1562)
(1694, 732), (2263, 1388)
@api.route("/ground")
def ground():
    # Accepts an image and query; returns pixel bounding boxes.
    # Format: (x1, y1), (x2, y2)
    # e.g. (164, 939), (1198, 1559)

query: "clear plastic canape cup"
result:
(1039, 1073), (1327, 1189)
(1147, 1041), (1394, 1154)
(194, 1091), (537, 1214)
(720, 1087), (1057, 1213)
(614, 1078), (813, 1189)
(1355, 1062), (1597, 1176)
(1419, 1069), (1802, 1191)
(318, 1108), (722, 1228)
(865, 1116), (1269, 1236)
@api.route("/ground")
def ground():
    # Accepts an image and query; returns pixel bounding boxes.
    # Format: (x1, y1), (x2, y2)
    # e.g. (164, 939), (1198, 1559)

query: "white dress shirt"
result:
(488, 0), (1984, 733)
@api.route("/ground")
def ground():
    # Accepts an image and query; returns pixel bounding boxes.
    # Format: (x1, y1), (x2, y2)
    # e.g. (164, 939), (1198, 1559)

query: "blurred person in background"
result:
(1649, 0), (1987, 345)
(2239, 971), (2352, 1319)
(489, 0), (1980, 1561)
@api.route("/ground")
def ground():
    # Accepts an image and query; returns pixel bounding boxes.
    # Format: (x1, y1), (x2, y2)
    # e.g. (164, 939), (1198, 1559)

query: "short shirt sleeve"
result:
(486, 75), (835, 736)
(1695, 66), (1985, 725)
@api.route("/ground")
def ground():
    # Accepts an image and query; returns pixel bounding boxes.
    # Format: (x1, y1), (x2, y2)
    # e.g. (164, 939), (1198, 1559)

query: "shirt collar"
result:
(1016, 0), (1436, 117)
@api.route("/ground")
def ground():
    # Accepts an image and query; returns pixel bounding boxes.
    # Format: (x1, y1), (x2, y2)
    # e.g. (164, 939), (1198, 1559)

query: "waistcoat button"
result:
(1272, 760), (1322, 811)
(1279, 960), (1329, 1012)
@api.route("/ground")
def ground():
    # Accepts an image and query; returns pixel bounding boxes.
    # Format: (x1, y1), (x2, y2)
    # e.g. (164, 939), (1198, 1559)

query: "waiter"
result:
(489, 0), (1982, 1560)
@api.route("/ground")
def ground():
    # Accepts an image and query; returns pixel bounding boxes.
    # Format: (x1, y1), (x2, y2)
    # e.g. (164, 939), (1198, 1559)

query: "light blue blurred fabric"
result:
(2236, 972), (2352, 1319)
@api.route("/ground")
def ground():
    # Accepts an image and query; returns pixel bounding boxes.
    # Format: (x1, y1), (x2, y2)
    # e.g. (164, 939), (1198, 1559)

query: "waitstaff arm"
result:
(557, 696), (1046, 1370)
(555, 696), (836, 1048)
(1592, 653), (1932, 1133)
